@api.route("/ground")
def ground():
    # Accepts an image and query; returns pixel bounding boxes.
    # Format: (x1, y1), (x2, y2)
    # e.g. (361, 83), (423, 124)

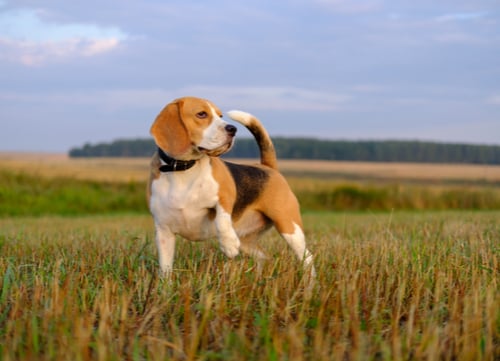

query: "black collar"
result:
(158, 148), (196, 172)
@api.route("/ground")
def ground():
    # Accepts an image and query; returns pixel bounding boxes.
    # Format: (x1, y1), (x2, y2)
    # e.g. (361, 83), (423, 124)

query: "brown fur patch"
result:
(150, 102), (192, 158)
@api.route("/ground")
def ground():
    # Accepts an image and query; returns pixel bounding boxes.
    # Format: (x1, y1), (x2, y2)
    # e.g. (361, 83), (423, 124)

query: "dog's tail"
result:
(227, 110), (278, 170)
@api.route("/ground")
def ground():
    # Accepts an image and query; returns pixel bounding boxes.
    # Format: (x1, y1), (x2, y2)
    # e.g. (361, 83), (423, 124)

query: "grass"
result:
(0, 170), (148, 216)
(295, 182), (500, 211)
(1, 154), (499, 359)
(0, 212), (498, 360)
(2, 153), (500, 214)
(2, 169), (500, 216)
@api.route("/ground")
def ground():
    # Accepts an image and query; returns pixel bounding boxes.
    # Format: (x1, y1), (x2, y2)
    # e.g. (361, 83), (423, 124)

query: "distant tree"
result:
(69, 138), (500, 164)
(69, 139), (156, 157)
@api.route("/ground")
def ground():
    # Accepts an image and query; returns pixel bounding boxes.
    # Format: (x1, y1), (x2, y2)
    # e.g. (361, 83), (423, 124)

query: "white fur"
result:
(198, 106), (231, 151)
(150, 158), (218, 238)
(214, 204), (240, 258)
(150, 157), (241, 274)
(154, 225), (176, 276)
(227, 110), (253, 126)
(150, 158), (217, 274)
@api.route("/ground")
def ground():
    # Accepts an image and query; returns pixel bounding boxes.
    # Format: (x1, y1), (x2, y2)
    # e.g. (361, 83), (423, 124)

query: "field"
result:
(2, 153), (500, 183)
(0, 154), (499, 360)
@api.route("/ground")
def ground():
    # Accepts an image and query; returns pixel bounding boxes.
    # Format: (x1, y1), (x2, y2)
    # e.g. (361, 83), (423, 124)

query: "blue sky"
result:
(0, 0), (499, 152)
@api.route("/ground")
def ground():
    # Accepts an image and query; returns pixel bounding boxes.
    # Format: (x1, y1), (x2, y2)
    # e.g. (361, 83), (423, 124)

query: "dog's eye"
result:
(196, 111), (208, 119)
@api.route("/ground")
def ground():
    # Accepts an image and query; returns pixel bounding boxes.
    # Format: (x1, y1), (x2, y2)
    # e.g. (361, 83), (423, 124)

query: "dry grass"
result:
(1, 153), (499, 359)
(2, 153), (500, 184)
(0, 153), (149, 182)
(0, 212), (498, 360)
(276, 159), (500, 182)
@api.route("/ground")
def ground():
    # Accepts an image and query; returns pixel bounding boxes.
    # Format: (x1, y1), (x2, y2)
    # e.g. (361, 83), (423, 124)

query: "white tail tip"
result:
(227, 110), (253, 126)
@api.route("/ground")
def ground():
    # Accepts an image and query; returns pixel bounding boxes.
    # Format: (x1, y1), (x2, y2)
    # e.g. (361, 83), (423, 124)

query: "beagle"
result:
(147, 96), (315, 279)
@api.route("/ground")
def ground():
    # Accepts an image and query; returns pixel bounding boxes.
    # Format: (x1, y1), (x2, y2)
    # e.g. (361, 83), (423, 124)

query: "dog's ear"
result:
(150, 100), (191, 158)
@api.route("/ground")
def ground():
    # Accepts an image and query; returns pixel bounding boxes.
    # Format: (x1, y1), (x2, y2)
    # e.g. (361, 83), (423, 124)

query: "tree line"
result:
(69, 138), (500, 164)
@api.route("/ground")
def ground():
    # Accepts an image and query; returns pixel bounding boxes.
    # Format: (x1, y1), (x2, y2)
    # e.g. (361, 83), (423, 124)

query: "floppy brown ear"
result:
(150, 101), (191, 158)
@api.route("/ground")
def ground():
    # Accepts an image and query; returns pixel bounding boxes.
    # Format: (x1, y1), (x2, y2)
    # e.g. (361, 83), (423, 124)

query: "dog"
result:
(147, 96), (315, 279)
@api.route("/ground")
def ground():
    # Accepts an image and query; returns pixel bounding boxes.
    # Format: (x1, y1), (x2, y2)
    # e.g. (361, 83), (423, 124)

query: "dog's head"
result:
(150, 96), (237, 160)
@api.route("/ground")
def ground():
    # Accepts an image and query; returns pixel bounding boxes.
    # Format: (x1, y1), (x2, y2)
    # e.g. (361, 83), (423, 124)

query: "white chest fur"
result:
(149, 158), (219, 240)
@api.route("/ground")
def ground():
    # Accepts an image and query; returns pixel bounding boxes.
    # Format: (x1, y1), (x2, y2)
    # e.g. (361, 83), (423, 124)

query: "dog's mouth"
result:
(198, 140), (234, 157)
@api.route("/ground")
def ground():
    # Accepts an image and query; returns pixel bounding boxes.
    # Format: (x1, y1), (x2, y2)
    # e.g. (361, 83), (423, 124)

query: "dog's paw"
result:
(219, 237), (240, 258)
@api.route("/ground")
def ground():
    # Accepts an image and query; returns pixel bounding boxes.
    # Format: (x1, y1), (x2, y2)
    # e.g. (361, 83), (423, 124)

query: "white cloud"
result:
(0, 37), (122, 65)
(80, 38), (120, 56)
(434, 12), (488, 23)
(0, 6), (127, 65)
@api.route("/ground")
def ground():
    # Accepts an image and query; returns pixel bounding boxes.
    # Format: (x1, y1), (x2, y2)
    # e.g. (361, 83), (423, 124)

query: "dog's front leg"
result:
(214, 204), (240, 258)
(154, 224), (176, 277)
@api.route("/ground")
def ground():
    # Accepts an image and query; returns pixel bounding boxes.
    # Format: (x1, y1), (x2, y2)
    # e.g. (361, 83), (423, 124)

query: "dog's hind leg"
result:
(278, 221), (316, 296)
(264, 186), (316, 277)
(266, 200), (316, 280)
(278, 222), (315, 274)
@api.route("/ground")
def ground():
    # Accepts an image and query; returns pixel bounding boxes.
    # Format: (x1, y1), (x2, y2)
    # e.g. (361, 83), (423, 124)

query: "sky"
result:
(0, 0), (499, 152)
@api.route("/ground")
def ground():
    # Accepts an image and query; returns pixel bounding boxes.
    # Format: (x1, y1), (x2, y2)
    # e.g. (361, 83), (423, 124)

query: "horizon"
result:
(69, 135), (500, 150)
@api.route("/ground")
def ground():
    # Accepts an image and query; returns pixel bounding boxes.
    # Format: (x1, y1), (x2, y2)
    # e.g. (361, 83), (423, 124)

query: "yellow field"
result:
(1, 152), (500, 184)
(0, 153), (149, 182)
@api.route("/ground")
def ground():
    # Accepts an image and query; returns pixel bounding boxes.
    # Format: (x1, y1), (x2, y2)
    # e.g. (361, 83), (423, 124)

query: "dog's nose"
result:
(225, 124), (237, 136)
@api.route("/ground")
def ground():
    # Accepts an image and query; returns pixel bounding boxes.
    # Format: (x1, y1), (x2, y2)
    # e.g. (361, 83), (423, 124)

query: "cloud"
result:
(0, 85), (352, 112)
(311, 0), (381, 13)
(434, 11), (488, 23)
(0, 37), (122, 65)
(433, 32), (486, 45)
(181, 85), (352, 111)
(0, 5), (127, 65)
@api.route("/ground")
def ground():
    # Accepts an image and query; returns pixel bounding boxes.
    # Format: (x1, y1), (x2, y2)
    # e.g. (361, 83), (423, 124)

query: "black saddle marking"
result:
(224, 161), (270, 218)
